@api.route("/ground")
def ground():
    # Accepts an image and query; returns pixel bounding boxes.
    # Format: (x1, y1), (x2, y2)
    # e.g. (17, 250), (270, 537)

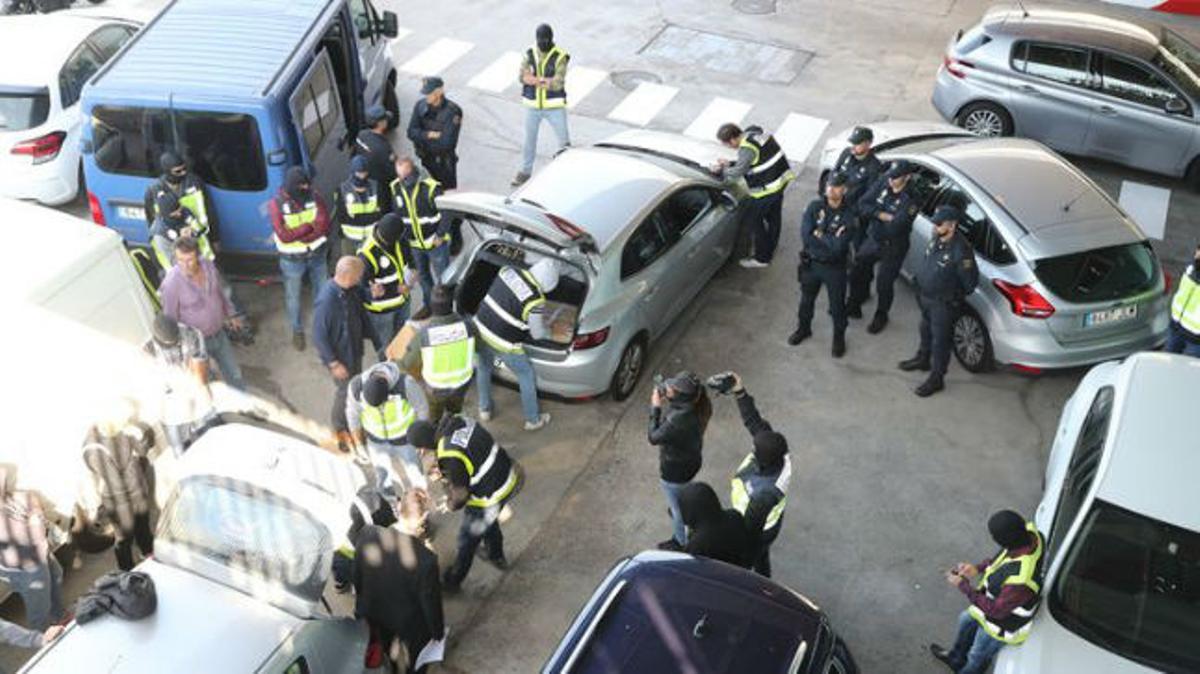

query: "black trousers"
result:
(917, 296), (959, 378)
(739, 192), (784, 263)
(332, 360), (362, 432)
(114, 511), (154, 572)
(798, 261), (848, 335)
(419, 152), (458, 189)
(848, 250), (906, 316)
(749, 523), (780, 578)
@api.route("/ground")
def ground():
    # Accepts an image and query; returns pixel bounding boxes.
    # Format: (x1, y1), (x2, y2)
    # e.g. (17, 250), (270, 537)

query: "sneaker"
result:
(739, 258), (769, 269)
(846, 304), (863, 319)
(867, 313), (888, 334)
(929, 644), (956, 671)
(915, 376), (945, 397)
(832, 334), (846, 358)
(511, 172), (530, 187)
(787, 328), (811, 346)
(292, 332), (305, 351)
(524, 412), (551, 431)
(898, 355), (931, 371)
(478, 408), (493, 422)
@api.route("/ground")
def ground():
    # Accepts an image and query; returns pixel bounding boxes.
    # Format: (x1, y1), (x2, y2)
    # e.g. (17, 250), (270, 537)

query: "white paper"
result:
(414, 630), (448, 669)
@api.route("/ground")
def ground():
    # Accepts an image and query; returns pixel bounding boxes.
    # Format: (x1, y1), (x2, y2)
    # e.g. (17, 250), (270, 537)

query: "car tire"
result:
(383, 72), (400, 131)
(610, 336), (647, 402)
(953, 307), (994, 373)
(956, 101), (1013, 138)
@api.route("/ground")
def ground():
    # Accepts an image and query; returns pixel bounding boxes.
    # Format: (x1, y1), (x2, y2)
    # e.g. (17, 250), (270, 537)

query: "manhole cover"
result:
(610, 70), (663, 92)
(732, 0), (776, 14)
(640, 25), (811, 84)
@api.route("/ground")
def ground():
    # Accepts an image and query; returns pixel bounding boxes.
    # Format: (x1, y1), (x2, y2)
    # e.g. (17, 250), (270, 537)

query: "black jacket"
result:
(915, 232), (979, 301)
(648, 400), (704, 483)
(353, 525), (445, 643)
(800, 197), (855, 263)
(735, 392), (785, 539)
(679, 483), (752, 568)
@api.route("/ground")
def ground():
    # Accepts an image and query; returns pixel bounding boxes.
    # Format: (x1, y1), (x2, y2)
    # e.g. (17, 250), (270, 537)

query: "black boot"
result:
(787, 328), (812, 346)
(867, 312), (888, 334)
(832, 333), (846, 358)
(915, 376), (945, 397)
(846, 303), (863, 319)
(929, 644), (956, 671)
(898, 354), (931, 371)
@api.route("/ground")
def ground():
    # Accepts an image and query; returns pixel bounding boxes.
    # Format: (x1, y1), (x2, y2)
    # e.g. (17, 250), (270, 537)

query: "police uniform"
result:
(793, 185), (855, 355)
(730, 451), (791, 577)
(408, 87), (463, 189)
(1166, 257), (1200, 357)
(336, 176), (384, 256)
(355, 122), (397, 213)
(391, 172), (447, 304)
(346, 362), (428, 491)
(848, 162), (919, 328)
(832, 127), (884, 207)
(515, 24), (570, 183)
(357, 220), (413, 348)
(729, 126), (793, 264)
(414, 313), (477, 419)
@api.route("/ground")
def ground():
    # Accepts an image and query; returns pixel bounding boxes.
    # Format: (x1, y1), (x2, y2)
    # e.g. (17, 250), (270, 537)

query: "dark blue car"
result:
(542, 551), (858, 674)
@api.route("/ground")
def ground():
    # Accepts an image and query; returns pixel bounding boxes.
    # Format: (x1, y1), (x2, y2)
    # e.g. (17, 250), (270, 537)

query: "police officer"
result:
(790, 172), (855, 358)
(1166, 243), (1200, 357)
(713, 123), (794, 268)
(400, 285), (477, 422)
(143, 152), (218, 245)
(355, 105), (397, 213)
(346, 361), (429, 492)
(899, 205), (979, 397)
(358, 213), (416, 348)
(269, 166), (332, 350)
(513, 23), (570, 186)
(150, 190), (213, 269)
(391, 158), (448, 305)
(831, 126), (884, 208)
(847, 160), (920, 333)
(335, 155), (384, 256)
(407, 77), (463, 190)
(408, 415), (523, 592)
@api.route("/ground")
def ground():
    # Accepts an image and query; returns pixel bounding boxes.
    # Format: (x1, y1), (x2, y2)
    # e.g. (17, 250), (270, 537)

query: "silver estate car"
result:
(931, 5), (1200, 185)
(441, 130), (742, 400)
(819, 122), (1169, 372)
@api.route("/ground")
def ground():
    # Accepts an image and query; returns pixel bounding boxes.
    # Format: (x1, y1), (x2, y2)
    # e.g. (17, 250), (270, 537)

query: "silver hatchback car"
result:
(931, 5), (1200, 185)
(819, 122), (1169, 372)
(441, 130), (742, 400)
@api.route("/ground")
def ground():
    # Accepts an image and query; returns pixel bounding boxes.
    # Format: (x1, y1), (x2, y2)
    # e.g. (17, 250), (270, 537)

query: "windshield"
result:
(1033, 242), (1157, 304)
(1154, 31), (1200, 101)
(1049, 500), (1200, 673)
(0, 90), (50, 131)
(158, 476), (331, 602)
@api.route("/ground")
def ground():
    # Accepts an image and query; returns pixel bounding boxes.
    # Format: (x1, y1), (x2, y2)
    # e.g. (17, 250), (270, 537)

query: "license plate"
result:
(116, 205), (146, 221)
(1084, 305), (1137, 327)
(492, 243), (525, 263)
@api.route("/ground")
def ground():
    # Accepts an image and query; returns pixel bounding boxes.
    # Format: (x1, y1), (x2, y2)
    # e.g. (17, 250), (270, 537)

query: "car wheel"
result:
(383, 72), (400, 131)
(952, 308), (994, 373)
(610, 337), (647, 402)
(956, 102), (1013, 137)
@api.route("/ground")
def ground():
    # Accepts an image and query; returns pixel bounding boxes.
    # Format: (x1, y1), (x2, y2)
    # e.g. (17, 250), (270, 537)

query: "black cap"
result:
(160, 151), (185, 173)
(374, 213), (404, 245)
(665, 371), (700, 401)
(420, 76), (444, 95)
(826, 172), (849, 188)
(848, 126), (874, 144)
(931, 205), (963, 224)
(753, 431), (788, 469)
(988, 510), (1029, 549)
(365, 104), (390, 125)
(536, 23), (553, 41)
(152, 313), (180, 346)
(363, 374), (390, 407)
(885, 160), (913, 179)
(408, 420), (436, 449)
(430, 285), (453, 316)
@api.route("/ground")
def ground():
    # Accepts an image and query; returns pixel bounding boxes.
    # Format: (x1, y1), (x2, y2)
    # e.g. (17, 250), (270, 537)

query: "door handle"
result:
(1097, 105), (1118, 116)
(643, 285), (658, 301)
(1018, 84), (1040, 95)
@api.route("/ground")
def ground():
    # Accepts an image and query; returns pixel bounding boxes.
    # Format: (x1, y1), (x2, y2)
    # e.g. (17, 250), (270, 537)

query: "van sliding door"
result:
(288, 50), (350, 203)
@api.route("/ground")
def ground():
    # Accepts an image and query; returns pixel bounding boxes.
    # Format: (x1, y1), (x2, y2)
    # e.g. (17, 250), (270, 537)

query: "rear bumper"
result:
(489, 340), (622, 399)
(0, 159), (76, 205)
(991, 311), (1170, 371)
(930, 67), (968, 123)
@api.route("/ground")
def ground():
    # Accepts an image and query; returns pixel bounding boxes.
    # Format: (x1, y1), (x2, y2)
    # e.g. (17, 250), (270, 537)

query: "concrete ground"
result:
(5, 0), (1199, 672)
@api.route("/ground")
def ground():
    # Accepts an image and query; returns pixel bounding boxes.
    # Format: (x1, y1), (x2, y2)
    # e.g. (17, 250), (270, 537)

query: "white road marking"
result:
(468, 51), (522, 93)
(607, 82), (679, 126)
(1118, 181), (1171, 240)
(773, 112), (830, 163)
(567, 66), (608, 109)
(400, 38), (474, 76)
(684, 97), (752, 140)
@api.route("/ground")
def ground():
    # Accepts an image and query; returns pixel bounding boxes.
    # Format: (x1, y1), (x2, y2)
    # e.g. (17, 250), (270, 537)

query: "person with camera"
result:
(649, 372), (711, 551)
(707, 372), (791, 577)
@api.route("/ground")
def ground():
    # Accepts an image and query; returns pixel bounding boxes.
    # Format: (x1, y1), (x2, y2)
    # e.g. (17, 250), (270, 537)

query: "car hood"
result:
(819, 120), (972, 168)
(994, 611), (1161, 674)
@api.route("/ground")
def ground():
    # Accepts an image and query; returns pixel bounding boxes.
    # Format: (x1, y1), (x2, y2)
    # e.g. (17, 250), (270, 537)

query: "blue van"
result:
(80, 0), (400, 255)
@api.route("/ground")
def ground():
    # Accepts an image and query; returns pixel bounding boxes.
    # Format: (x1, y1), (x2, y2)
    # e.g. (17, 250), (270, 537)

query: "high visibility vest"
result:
(275, 198), (327, 254)
(420, 319), (476, 391)
(128, 247), (162, 312)
(152, 211), (215, 269)
(355, 379), (416, 443)
(472, 266), (546, 354)
(730, 452), (791, 532)
(339, 181), (382, 242)
(358, 236), (410, 314)
(1171, 268), (1200, 336)
(435, 418), (517, 508)
(521, 45), (569, 109)
(152, 180), (210, 236)
(967, 523), (1045, 645)
(739, 132), (794, 199)
(391, 177), (444, 250)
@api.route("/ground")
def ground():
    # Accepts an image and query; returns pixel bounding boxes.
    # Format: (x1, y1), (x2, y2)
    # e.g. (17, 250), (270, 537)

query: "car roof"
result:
(20, 559), (300, 673)
(1097, 353), (1200, 532)
(3, 198), (129, 300)
(982, 5), (1162, 60)
(0, 14), (122, 87)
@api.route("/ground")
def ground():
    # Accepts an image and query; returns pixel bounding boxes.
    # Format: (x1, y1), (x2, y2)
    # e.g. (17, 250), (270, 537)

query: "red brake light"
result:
(1163, 269), (1173, 295)
(545, 212), (586, 240)
(88, 191), (106, 226)
(572, 327), (609, 350)
(943, 55), (974, 79)
(993, 280), (1055, 318)
(11, 131), (67, 164)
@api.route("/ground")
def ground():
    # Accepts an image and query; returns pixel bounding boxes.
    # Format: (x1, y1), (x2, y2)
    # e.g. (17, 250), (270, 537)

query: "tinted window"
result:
(1048, 386), (1113, 558)
(87, 24), (134, 61)
(621, 211), (674, 279)
(1033, 242), (1158, 303)
(59, 43), (104, 108)
(284, 658), (310, 674)
(1157, 30), (1200, 101)
(931, 184), (1013, 264)
(909, 165), (945, 215)
(351, 0), (375, 43)
(1050, 500), (1200, 673)
(292, 55), (343, 159)
(660, 187), (713, 237)
(1101, 54), (1180, 109)
(1014, 43), (1091, 87)
(0, 90), (50, 131)
(92, 106), (266, 191)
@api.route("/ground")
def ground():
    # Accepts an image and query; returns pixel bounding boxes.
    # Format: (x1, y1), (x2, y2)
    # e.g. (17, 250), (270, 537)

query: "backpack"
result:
(75, 571), (157, 625)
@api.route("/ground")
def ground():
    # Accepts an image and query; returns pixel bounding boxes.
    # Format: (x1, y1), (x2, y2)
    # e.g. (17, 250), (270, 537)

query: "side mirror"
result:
(1165, 97), (1189, 115)
(379, 11), (399, 38)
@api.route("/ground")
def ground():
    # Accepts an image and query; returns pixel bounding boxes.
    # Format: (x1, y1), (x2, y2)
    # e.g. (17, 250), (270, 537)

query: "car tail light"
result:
(943, 55), (974, 79)
(10, 131), (67, 165)
(1011, 364), (1043, 375)
(545, 212), (587, 240)
(572, 327), (609, 350)
(88, 191), (106, 226)
(993, 280), (1055, 318)
(1163, 269), (1173, 295)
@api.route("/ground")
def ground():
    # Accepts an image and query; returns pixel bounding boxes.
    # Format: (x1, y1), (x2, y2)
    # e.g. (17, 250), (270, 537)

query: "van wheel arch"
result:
(609, 332), (649, 401)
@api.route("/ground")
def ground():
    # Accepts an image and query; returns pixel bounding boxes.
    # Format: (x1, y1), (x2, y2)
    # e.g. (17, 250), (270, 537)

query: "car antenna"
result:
(1015, 0), (1029, 18)
(1062, 188), (1086, 213)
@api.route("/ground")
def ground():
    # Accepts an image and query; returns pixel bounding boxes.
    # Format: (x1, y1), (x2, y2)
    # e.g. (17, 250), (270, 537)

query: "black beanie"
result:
(408, 420), (436, 450)
(988, 510), (1028, 549)
(375, 213), (404, 246)
(363, 374), (390, 407)
(752, 431), (788, 469)
(160, 151), (184, 173)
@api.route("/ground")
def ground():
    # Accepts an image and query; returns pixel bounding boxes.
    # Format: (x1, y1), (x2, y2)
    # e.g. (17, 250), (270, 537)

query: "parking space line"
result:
(468, 51), (522, 93)
(400, 38), (474, 76)
(773, 112), (830, 164)
(607, 82), (679, 126)
(567, 66), (609, 109)
(684, 97), (753, 140)
(1118, 181), (1171, 240)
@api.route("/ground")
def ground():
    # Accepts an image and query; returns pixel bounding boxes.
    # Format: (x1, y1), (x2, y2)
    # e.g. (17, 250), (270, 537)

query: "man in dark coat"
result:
(678, 482), (752, 568)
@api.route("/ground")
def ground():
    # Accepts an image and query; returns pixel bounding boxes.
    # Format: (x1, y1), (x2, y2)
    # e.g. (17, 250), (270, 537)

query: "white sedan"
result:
(0, 10), (141, 206)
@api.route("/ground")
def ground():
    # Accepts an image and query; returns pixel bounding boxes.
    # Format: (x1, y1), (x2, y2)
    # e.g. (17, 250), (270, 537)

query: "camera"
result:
(652, 373), (667, 396)
(704, 372), (737, 395)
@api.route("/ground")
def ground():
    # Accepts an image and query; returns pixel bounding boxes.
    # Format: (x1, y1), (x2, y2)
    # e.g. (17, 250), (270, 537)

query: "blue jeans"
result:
(0, 557), (63, 630)
(368, 303), (410, 354)
(521, 107), (570, 174)
(410, 244), (450, 308)
(204, 330), (245, 390)
(659, 479), (689, 546)
(475, 342), (540, 424)
(279, 250), (328, 334)
(1165, 321), (1200, 357)
(446, 501), (504, 586)
(947, 609), (1005, 674)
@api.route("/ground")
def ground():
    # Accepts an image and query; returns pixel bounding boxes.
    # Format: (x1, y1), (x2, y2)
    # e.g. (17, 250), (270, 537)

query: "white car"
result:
(19, 421), (371, 673)
(0, 10), (141, 205)
(995, 352), (1200, 674)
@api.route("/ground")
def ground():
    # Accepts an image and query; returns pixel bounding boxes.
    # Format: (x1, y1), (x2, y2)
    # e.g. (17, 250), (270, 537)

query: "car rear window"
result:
(91, 105), (266, 191)
(1033, 242), (1157, 304)
(0, 90), (50, 131)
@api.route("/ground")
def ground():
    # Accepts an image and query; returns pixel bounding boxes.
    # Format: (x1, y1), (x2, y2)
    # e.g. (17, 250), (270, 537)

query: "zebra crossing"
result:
(389, 31), (833, 164)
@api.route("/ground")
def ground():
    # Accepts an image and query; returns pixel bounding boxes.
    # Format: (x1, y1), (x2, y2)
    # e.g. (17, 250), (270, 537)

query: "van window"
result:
(92, 106), (267, 191)
(1100, 54), (1181, 109)
(1047, 386), (1113, 558)
(292, 56), (342, 159)
(1012, 42), (1091, 88)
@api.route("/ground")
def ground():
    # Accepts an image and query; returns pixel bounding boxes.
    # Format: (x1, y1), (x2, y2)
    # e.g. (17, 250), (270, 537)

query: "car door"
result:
(1006, 41), (1095, 153)
(289, 50), (350, 202)
(899, 161), (944, 277)
(660, 185), (731, 282)
(1084, 51), (1196, 175)
(620, 208), (685, 339)
(350, 0), (387, 108)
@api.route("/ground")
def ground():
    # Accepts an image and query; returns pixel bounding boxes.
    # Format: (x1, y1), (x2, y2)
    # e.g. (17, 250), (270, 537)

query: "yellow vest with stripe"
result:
(1171, 268), (1200, 336)
(275, 198), (327, 254)
(730, 452), (791, 532)
(152, 211), (215, 269)
(358, 235), (410, 313)
(128, 248), (162, 312)
(521, 45), (569, 109)
(358, 387), (416, 442)
(473, 266), (546, 354)
(420, 319), (476, 392)
(435, 418), (517, 508)
(391, 177), (444, 250)
(739, 132), (794, 199)
(339, 181), (382, 242)
(967, 523), (1045, 645)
